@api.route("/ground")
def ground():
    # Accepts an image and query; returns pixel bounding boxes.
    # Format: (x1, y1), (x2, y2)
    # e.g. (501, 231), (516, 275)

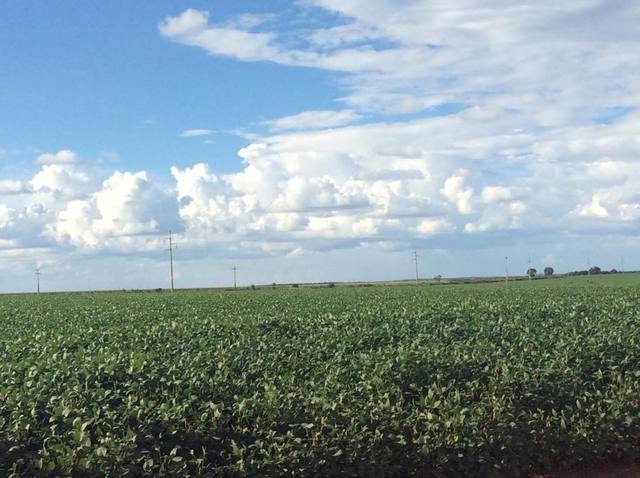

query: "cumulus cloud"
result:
(481, 186), (514, 203)
(416, 218), (454, 236)
(0, 204), (13, 229)
(163, 112), (532, 251)
(0, 180), (29, 195)
(31, 164), (90, 196)
(441, 175), (474, 214)
(171, 163), (236, 233)
(4, 106), (640, 264)
(165, 105), (639, 254)
(0, 157), (182, 252)
(577, 196), (609, 219)
(46, 171), (182, 249)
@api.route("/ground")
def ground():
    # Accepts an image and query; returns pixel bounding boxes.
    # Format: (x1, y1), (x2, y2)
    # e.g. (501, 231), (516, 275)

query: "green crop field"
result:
(1, 274), (640, 477)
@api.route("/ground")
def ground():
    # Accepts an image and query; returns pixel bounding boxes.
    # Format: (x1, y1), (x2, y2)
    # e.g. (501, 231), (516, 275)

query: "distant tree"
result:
(610, 269), (618, 274)
(544, 267), (554, 277)
(434, 274), (442, 281)
(527, 268), (537, 278)
(589, 266), (602, 275)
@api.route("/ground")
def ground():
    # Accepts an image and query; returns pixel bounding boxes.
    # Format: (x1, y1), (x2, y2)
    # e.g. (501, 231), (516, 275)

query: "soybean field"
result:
(1, 275), (640, 477)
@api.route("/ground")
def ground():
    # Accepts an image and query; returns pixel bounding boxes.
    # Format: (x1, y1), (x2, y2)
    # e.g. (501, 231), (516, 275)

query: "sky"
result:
(1, 0), (639, 292)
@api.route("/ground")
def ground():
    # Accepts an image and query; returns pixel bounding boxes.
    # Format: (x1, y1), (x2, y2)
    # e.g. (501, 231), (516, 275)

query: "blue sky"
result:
(1, 1), (639, 291)
(0, 1), (341, 175)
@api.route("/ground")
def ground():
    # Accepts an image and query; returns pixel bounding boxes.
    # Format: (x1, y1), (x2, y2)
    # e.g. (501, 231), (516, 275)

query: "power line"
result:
(35, 268), (41, 294)
(412, 250), (419, 284)
(167, 231), (177, 292)
(505, 256), (509, 286)
(232, 265), (237, 289)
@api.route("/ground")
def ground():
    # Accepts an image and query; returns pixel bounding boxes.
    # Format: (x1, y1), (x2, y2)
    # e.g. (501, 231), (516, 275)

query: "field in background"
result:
(1, 275), (639, 476)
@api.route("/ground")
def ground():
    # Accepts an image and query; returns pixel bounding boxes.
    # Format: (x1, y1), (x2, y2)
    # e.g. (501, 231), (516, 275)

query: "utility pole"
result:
(412, 250), (419, 284)
(587, 256), (591, 277)
(527, 255), (532, 281)
(232, 265), (237, 289)
(35, 268), (41, 294)
(168, 231), (176, 291)
(505, 256), (509, 286)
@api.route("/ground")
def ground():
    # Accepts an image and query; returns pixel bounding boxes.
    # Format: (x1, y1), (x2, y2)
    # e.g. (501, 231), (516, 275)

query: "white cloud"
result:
(31, 164), (90, 196)
(481, 186), (514, 203)
(171, 163), (232, 233)
(3, 105), (640, 265)
(0, 204), (13, 229)
(159, 3), (640, 121)
(37, 150), (77, 165)
(579, 196), (609, 218)
(165, 112), (539, 250)
(158, 8), (210, 37)
(159, 9), (281, 61)
(0, 180), (29, 195)
(47, 171), (181, 249)
(265, 110), (362, 131)
(271, 176), (368, 212)
(180, 129), (211, 138)
(416, 218), (454, 236)
(441, 175), (474, 214)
